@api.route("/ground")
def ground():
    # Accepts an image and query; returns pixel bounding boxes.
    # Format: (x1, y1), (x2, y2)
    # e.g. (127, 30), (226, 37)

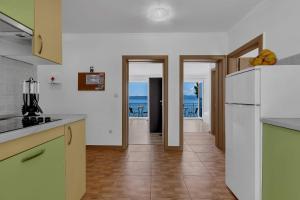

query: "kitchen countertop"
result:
(262, 118), (300, 132)
(0, 114), (86, 144)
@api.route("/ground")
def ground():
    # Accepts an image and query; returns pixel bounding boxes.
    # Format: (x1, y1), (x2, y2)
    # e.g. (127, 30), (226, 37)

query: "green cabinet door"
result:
(263, 124), (300, 200)
(0, 136), (65, 200)
(0, 0), (34, 29)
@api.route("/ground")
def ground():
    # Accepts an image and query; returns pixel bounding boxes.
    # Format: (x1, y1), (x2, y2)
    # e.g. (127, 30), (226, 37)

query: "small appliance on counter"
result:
(22, 77), (43, 117)
(0, 77), (61, 134)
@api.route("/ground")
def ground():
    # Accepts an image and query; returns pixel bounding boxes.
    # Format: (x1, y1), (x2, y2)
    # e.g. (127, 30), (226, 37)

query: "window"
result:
(183, 81), (203, 118)
(128, 82), (148, 117)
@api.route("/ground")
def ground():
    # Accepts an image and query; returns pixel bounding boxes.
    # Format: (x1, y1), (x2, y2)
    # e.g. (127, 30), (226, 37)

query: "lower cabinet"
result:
(65, 120), (86, 200)
(0, 136), (65, 200)
(263, 124), (300, 200)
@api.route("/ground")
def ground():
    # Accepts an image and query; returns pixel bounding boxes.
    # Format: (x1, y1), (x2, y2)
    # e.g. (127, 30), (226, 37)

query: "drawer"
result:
(0, 136), (65, 200)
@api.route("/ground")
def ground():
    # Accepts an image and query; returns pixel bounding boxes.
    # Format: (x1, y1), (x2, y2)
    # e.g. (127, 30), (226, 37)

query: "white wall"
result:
(228, 0), (300, 59)
(37, 33), (227, 146)
(129, 63), (162, 81)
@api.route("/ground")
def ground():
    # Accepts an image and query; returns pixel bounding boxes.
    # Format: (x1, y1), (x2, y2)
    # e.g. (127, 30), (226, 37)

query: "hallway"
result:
(129, 119), (163, 145)
(83, 132), (235, 200)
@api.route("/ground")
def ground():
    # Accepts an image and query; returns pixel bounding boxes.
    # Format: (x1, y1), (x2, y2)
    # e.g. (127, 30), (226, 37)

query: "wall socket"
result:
(108, 130), (113, 134)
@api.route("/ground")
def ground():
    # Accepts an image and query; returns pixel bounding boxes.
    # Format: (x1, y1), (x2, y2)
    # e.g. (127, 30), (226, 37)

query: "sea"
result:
(129, 95), (201, 117)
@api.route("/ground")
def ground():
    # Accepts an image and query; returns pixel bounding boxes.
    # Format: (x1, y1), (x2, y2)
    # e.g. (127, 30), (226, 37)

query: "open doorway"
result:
(179, 55), (226, 151)
(122, 56), (168, 150)
(183, 62), (215, 133)
(128, 62), (163, 145)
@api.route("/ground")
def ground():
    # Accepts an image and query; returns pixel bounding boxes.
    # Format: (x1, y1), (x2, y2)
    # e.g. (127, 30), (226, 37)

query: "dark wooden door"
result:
(149, 78), (163, 133)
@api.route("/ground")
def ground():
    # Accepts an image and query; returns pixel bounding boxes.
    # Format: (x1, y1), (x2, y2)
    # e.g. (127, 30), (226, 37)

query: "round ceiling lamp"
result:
(147, 5), (173, 22)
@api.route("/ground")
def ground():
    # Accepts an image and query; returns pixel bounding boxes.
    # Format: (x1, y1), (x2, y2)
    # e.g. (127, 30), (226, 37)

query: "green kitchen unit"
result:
(263, 123), (300, 200)
(0, 0), (34, 29)
(0, 136), (65, 200)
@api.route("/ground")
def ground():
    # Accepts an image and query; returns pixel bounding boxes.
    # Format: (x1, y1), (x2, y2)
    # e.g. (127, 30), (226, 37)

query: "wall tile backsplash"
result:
(0, 56), (37, 116)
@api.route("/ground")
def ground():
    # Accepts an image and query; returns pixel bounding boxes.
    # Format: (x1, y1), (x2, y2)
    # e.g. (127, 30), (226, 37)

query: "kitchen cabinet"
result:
(33, 0), (62, 63)
(263, 124), (300, 200)
(0, 0), (62, 64)
(65, 120), (86, 200)
(0, 136), (65, 200)
(0, 0), (34, 29)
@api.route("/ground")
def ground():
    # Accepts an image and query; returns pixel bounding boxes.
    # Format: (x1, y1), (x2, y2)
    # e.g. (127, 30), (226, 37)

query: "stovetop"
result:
(0, 116), (61, 134)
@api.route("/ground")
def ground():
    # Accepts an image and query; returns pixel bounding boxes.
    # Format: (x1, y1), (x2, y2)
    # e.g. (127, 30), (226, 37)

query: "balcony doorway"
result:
(122, 56), (169, 150)
(128, 63), (163, 145)
(179, 55), (226, 151)
(183, 62), (214, 133)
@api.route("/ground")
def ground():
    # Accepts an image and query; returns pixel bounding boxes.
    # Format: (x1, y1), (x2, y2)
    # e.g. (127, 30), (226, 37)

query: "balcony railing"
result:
(183, 103), (201, 118)
(129, 103), (148, 117)
(128, 102), (202, 118)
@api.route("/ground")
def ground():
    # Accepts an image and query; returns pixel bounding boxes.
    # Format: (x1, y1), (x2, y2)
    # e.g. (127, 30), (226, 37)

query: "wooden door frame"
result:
(179, 55), (226, 151)
(210, 68), (217, 137)
(122, 55), (169, 150)
(227, 34), (264, 74)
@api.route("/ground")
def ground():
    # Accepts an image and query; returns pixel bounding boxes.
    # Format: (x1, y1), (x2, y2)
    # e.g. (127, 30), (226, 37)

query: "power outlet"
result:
(108, 130), (113, 134)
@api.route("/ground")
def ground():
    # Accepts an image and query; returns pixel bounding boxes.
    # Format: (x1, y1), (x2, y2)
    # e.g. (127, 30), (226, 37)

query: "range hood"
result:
(0, 12), (54, 65)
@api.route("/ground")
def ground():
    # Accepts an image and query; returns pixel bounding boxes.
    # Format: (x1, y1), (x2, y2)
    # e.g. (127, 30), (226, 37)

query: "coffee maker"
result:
(22, 77), (43, 116)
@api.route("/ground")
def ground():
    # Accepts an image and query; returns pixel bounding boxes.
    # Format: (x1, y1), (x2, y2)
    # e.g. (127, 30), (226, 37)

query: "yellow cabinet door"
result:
(65, 120), (86, 200)
(33, 0), (62, 64)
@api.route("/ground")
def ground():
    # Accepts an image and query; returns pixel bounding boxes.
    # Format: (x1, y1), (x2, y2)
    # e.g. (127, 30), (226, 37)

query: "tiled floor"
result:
(83, 132), (236, 200)
(129, 118), (162, 145)
(184, 119), (210, 133)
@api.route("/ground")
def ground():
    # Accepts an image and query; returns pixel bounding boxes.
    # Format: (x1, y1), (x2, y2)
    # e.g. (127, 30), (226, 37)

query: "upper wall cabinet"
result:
(0, 0), (34, 29)
(0, 0), (62, 65)
(33, 0), (62, 64)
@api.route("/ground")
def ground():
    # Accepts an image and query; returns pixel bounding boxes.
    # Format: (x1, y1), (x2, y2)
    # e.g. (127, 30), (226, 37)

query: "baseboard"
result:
(86, 145), (124, 150)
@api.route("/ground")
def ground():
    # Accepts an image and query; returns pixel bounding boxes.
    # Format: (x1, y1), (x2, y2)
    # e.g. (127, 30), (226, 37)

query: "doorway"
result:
(179, 55), (226, 151)
(122, 56), (168, 150)
(182, 62), (215, 133)
(128, 63), (163, 145)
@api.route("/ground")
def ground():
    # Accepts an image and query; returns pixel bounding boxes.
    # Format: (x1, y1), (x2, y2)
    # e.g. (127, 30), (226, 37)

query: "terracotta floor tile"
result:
(181, 162), (211, 176)
(196, 152), (224, 162)
(189, 145), (218, 153)
(151, 176), (191, 199)
(152, 160), (183, 177)
(83, 132), (235, 200)
(128, 145), (152, 152)
(97, 175), (151, 199)
(127, 152), (152, 162)
(123, 162), (152, 176)
(183, 176), (215, 199)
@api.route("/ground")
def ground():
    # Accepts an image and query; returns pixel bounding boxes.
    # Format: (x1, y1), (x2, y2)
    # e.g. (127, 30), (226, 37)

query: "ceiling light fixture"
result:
(147, 5), (173, 22)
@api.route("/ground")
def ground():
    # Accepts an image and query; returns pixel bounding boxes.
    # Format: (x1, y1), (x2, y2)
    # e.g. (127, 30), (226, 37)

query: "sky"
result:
(129, 82), (148, 96)
(184, 82), (197, 96)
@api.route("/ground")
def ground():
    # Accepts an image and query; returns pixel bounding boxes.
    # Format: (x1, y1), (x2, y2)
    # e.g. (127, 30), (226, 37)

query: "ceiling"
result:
(62, 0), (263, 33)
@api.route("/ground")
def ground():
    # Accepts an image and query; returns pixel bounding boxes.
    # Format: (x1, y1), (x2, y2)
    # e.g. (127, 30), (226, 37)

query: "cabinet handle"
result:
(21, 149), (45, 163)
(68, 126), (73, 145)
(38, 34), (44, 54)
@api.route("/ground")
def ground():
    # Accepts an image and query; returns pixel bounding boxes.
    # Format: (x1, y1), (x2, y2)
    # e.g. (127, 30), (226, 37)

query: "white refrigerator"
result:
(225, 65), (300, 200)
